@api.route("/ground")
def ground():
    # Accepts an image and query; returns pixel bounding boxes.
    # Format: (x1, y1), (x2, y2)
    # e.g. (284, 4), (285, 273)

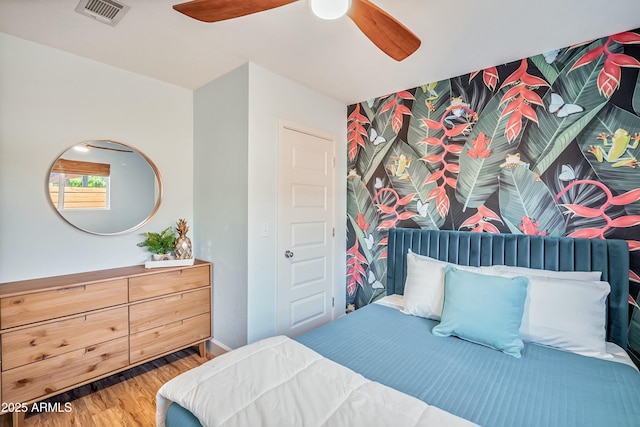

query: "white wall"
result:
(194, 64), (250, 350)
(246, 63), (347, 344)
(0, 33), (193, 282)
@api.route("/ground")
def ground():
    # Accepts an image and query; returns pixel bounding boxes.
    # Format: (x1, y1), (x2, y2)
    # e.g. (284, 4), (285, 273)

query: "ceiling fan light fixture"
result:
(310, 0), (351, 20)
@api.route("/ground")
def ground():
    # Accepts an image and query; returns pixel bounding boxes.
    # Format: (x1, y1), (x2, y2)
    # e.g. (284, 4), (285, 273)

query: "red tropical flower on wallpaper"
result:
(569, 31), (640, 98)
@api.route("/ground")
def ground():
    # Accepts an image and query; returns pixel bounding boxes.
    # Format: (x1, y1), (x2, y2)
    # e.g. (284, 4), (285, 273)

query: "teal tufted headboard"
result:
(387, 228), (630, 349)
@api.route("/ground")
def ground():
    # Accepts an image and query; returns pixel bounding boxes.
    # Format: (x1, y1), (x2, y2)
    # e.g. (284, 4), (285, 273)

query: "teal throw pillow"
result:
(432, 266), (529, 358)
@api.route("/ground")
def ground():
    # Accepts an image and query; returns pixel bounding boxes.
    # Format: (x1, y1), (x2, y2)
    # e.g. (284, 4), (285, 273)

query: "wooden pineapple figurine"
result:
(174, 219), (193, 260)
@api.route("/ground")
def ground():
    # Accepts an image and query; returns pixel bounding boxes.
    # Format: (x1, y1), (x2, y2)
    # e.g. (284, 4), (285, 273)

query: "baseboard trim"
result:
(206, 338), (231, 357)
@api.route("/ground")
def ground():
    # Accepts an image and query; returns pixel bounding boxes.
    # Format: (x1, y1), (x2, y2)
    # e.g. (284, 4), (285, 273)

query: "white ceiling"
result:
(1, 0), (640, 105)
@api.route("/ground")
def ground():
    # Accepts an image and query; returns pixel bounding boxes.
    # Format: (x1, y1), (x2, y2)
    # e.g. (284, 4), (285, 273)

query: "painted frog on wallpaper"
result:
(420, 82), (439, 112)
(388, 154), (412, 180)
(444, 96), (470, 126)
(519, 216), (547, 236)
(588, 128), (640, 168)
(499, 153), (528, 168)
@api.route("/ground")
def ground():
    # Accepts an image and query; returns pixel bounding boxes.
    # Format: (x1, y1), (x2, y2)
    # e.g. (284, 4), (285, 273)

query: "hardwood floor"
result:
(1, 346), (209, 427)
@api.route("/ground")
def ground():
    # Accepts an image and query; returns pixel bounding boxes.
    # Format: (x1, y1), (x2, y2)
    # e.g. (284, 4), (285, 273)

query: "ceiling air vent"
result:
(75, 0), (130, 26)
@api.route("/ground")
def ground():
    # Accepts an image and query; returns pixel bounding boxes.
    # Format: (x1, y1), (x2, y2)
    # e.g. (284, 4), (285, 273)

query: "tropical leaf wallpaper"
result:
(346, 28), (640, 363)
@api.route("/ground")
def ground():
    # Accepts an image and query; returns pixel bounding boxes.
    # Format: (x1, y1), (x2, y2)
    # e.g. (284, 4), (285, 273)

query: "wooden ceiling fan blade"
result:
(173, 0), (296, 23)
(347, 0), (421, 61)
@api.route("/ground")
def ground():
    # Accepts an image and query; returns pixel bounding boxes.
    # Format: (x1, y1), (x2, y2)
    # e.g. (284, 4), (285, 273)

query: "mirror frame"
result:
(46, 140), (163, 236)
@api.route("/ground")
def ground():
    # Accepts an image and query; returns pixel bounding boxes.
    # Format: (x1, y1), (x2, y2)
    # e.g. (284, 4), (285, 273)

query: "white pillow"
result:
(488, 267), (611, 358)
(403, 250), (482, 320)
(482, 264), (602, 281)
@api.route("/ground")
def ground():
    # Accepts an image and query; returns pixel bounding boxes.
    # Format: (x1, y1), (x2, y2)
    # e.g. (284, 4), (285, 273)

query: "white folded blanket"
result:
(156, 335), (477, 427)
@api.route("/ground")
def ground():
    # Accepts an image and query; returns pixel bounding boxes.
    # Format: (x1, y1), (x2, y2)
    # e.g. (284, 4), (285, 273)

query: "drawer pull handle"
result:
(163, 270), (183, 278)
(166, 294), (183, 303)
(58, 285), (87, 293)
(167, 320), (184, 329)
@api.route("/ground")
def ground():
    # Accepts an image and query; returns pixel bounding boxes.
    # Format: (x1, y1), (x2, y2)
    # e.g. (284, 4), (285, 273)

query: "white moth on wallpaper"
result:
(559, 164), (576, 181)
(369, 127), (386, 146)
(368, 270), (384, 289)
(548, 93), (584, 118)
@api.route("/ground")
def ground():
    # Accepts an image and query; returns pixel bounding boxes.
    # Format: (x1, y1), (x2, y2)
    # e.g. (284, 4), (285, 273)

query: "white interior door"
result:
(277, 122), (335, 337)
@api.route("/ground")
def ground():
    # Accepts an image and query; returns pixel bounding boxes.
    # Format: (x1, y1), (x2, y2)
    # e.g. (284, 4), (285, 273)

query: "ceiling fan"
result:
(172, 0), (421, 61)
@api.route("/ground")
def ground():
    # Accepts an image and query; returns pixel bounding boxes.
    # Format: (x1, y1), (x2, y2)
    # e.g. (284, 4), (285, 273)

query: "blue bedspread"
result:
(296, 303), (640, 427)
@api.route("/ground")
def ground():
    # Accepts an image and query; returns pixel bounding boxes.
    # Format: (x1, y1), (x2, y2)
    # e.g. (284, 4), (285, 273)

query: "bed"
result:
(157, 229), (640, 427)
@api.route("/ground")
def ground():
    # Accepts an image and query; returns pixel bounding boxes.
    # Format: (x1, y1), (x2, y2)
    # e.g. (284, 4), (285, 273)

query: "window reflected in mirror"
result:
(49, 158), (110, 210)
(47, 141), (162, 235)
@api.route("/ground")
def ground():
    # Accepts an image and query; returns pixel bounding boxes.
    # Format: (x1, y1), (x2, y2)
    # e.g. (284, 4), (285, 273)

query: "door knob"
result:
(284, 250), (294, 258)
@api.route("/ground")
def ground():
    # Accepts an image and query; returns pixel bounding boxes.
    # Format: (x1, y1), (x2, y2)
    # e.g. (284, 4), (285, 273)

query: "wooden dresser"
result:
(0, 260), (212, 426)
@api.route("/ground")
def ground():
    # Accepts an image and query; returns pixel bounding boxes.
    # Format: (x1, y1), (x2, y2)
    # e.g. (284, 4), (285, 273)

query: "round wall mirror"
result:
(47, 140), (163, 235)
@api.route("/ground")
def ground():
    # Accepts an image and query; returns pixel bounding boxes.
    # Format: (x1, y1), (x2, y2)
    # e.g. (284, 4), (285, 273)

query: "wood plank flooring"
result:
(0, 346), (209, 427)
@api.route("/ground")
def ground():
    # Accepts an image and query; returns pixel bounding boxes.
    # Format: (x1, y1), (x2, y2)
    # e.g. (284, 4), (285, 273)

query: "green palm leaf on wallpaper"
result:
(347, 172), (383, 263)
(358, 94), (410, 184)
(498, 166), (566, 236)
(355, 126), (396, 186)
(633, 72), (640, 115)
(530, 54), (560, 86)
(455, 91), (523, 211)
(523, 40), (624, 175)
(346, 171), (388, 305)
(360, 98), (377, 122)
(383, 140), (443, 229)
(576, 103), (640, 215)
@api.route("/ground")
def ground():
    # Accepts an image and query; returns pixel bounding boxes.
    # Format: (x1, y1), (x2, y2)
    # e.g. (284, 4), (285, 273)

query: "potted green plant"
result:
(137, 226), (176, 260)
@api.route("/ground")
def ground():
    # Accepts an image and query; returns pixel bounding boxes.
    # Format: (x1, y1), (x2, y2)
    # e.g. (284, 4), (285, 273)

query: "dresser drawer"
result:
(2, 336), (129, 403)
(1, 279), (128, 329)
(1, 307), (128, 371)
(130, 288), (210, 334)
(130, 313), (210, 363)
(128, 265), (210, 302)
